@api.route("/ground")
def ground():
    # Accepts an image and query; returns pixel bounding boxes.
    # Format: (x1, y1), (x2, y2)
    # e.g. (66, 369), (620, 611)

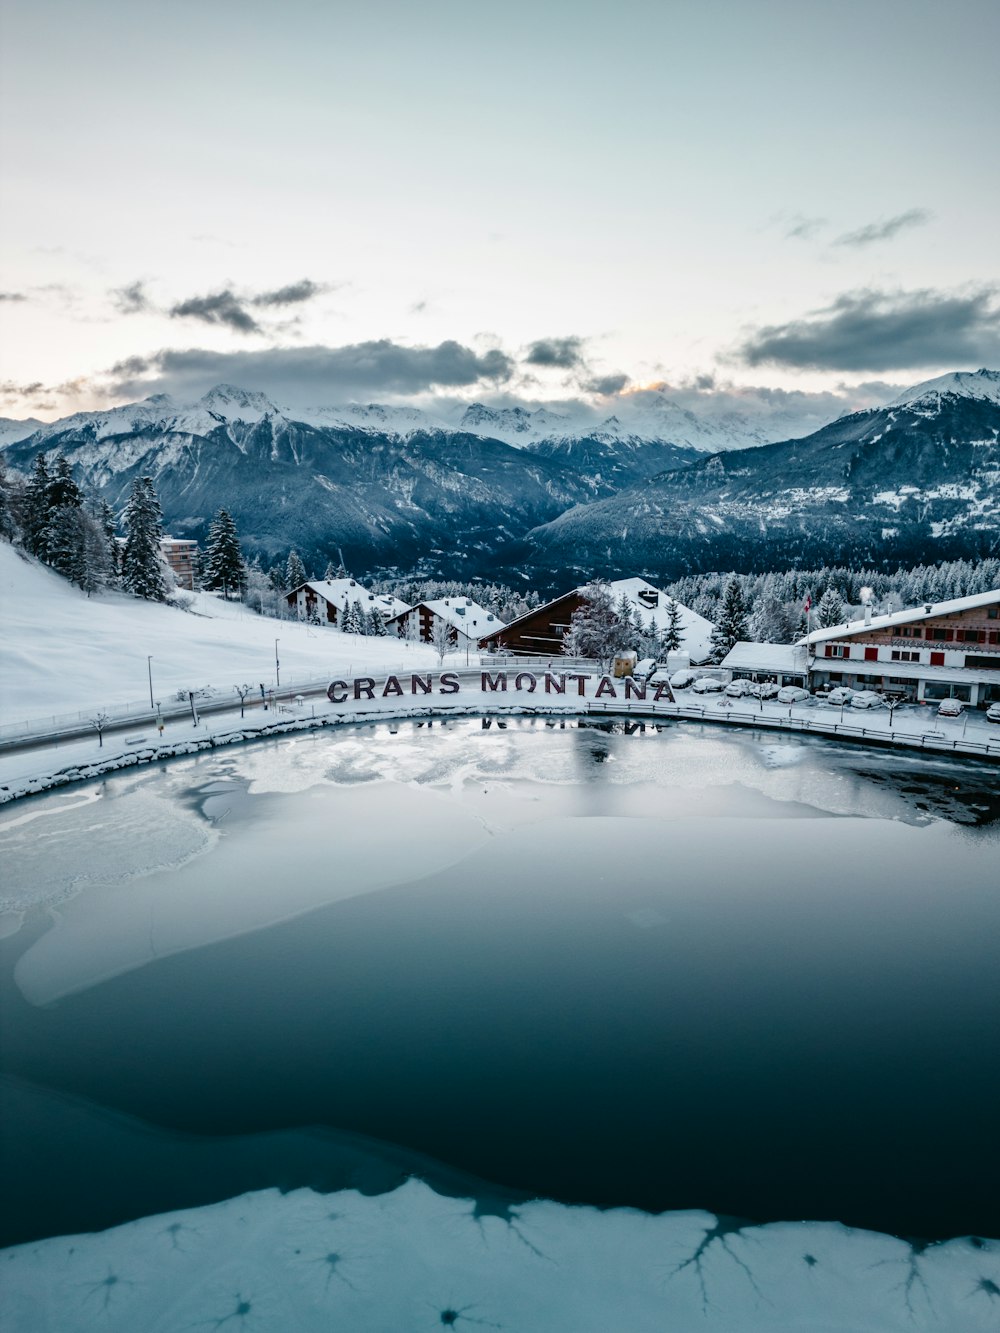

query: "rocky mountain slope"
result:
(1, 386), (701, 573)
(525, 370), (1000, 578)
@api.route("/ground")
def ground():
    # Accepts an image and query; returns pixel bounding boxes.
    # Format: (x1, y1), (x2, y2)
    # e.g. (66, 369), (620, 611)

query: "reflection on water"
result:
(1, 718), (998, 1246)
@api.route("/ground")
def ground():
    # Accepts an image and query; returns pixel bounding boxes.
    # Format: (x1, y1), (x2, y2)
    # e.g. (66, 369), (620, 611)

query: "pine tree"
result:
(817, 586), (845, 628)
(98, 499), (119, 578)
(22, 453), (51, 559)
(341, 599), (365, 634)
(562, 581), (626, 668)
(0, 456), (16, 542)
(121, 475), (167, 600)
(660, 598), (684, 654)
(46, 456), (83, 511)
(204, 508), (247, 600)
(285, 549), (306, 591)
(367, 605), (388, 636)
(708, 574), (750, 663)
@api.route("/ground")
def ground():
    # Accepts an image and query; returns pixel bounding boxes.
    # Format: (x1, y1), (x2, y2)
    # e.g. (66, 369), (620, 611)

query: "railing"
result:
(583, 700), (1000, 758)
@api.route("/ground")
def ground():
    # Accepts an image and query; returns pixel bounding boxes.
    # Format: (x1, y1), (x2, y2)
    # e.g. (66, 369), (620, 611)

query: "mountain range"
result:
(2, 370), (998, 587)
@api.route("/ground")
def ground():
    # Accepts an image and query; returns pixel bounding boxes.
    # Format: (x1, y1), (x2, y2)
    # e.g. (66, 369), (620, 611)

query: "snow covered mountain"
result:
(1, 385), (701, 576)
(4, 371), (996, 582)
(526, 369), (1000, 578)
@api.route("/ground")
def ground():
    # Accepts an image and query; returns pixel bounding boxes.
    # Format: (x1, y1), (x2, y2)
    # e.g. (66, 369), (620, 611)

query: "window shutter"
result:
(930, 652), (944, 666)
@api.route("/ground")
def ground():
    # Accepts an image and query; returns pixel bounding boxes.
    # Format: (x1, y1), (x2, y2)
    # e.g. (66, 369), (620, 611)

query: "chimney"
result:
(864, 602), (872, 626)
(924, 603), (932, 613)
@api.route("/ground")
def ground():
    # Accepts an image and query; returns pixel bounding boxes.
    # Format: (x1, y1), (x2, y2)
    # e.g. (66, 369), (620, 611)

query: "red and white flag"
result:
(803, 593), (812, 613)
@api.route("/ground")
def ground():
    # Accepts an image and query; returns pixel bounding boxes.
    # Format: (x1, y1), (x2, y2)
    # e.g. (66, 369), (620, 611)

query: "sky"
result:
(1, 0), (998, 424)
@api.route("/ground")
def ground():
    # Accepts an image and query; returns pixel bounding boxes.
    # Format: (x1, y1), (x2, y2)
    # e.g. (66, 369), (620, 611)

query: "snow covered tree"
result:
(708, 574), (750, 663)
(21, 453), (51, 559)
(0, 456), (17, 542)
(817, 586), (845, 628)
(341, 599), (364, 635)
(615, 592), (637, 648)
(660, 598), (684, 654)
(46, 455), (83, 511)
(562, 581), (627, 669)
(121, 475), (167, 601)
(367, 605), (388, 636)
(285, 549), (306, 591)
(750, 578), (797, 643)
(432, 615), (453, 662)
(204, 508), (247, 600)
(97, 498), (119, 579)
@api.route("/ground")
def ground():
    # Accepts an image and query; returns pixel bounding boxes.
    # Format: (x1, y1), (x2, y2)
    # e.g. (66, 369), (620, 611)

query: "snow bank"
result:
(2, 1179), (996, 1332)
(0, 542), (437, 724)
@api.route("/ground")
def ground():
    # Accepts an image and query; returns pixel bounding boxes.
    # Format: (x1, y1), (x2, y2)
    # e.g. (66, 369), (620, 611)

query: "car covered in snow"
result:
(668, 669), (697, 689)
(776, 686), (810, 704)
(724, 678), (753, 697)
(750, 681), (780, 700)
(633, 658), (659, 681)
(987, 702), (1000, 724)
(824, 686), (855, 706)
(849, 691), (883, 709)
(691, 676), (725, 693)
(936, 697), (965, 717)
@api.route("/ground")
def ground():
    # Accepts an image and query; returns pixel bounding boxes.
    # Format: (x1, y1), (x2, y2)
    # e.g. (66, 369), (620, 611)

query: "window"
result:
(890, 650), (920, 662)
(898, 627), (922, 638)
(965, 655), (999, 670)
(864, 647), (878, 661)
(961, 629), (985, 643)
(930, 628), (950, 641)
(930, 651), (945, 666)
(826, 644), (848, 658)
(988, 608), (998, 620)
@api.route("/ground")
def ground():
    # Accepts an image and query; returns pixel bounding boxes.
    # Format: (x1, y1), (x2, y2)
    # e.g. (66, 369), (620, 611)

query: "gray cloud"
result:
(785, 215), (827, 241)
(250, 279), (327, 307)
(0, 291), (27, 302)
(738, 286), (1000, 372)
(169, 289), (261, 334)
(525, 336), (587, 369)
(110, 281), (151, 314)
(582, 372), (631, 395)
(105, 339), (516, 403)
(833, 208), (931, 248)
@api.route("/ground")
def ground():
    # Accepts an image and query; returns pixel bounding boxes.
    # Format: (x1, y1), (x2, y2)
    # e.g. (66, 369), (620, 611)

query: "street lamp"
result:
(275, 639), (280, 688)
(147, 655), (154, 710)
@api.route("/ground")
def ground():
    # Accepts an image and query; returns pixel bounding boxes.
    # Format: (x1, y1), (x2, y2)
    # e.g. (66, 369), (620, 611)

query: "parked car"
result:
(669, 669), (696, 689)
(724, 679), (753, 697)
(824, 686), (855, 706)
(937, 697), (965, 717)
(691, 676), (725, 693)
(633, 658), (658, 681)
(987, 702), (1000, 724)
(849, 691), (883, 709)
(776, 686), (810, 704)
(750, 681), (780, 700)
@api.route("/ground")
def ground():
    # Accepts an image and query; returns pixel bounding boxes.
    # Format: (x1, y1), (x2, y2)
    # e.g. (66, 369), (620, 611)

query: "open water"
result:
(1, 718), (998, 1245)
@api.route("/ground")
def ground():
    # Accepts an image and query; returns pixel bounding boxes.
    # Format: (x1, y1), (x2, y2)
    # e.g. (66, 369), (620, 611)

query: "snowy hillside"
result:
(0, 543), (436, 723)
(889, 367), (1000, 409)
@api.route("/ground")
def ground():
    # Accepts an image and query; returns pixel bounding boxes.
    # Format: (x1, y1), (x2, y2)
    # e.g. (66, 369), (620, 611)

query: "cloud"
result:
(524, 336), (587, 369)
(103, 339), (516, 403)
(250, 279), (328, 307)
(110, 281), (151, 314)
(833, 208), (931, 248)
(582, 372), (631, 395)
(738, 286), (1000, 372)
(169, 289), (261, 334)
(0, 291), (27, 302)
(785, 215), (827, 241)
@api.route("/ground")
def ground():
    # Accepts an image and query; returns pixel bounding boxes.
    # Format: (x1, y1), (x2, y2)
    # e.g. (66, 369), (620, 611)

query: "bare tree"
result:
(234, 683), (253, 718)
(90, 710), (111, 748)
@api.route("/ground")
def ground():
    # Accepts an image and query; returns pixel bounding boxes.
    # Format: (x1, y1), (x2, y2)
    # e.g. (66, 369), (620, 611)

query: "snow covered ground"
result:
(3, 1179), (997, 1332)
(0, 542), (438, 725)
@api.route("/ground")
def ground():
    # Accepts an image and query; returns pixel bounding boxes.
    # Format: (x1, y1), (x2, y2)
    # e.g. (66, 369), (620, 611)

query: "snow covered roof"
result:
(289, 578), (372, 605)
(390, 598), (506, 639)
(604, 578), (715, 663)
(802, 589), (1000, 646)
(373, 592), (409, 618)
(721, 642), (809, 675)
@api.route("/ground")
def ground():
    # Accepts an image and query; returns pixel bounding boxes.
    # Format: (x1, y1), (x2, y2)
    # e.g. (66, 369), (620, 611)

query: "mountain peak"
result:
(197, 384), (279, 420)
(889, 368), (1000, 409)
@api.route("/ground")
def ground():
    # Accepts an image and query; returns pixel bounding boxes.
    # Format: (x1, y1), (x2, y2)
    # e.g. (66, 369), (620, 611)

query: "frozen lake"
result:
(1, 717), (998, 1249)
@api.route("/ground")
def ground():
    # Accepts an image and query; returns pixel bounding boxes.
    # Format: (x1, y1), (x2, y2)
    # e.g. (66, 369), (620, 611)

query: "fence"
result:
(584, 699), (1000, 759)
